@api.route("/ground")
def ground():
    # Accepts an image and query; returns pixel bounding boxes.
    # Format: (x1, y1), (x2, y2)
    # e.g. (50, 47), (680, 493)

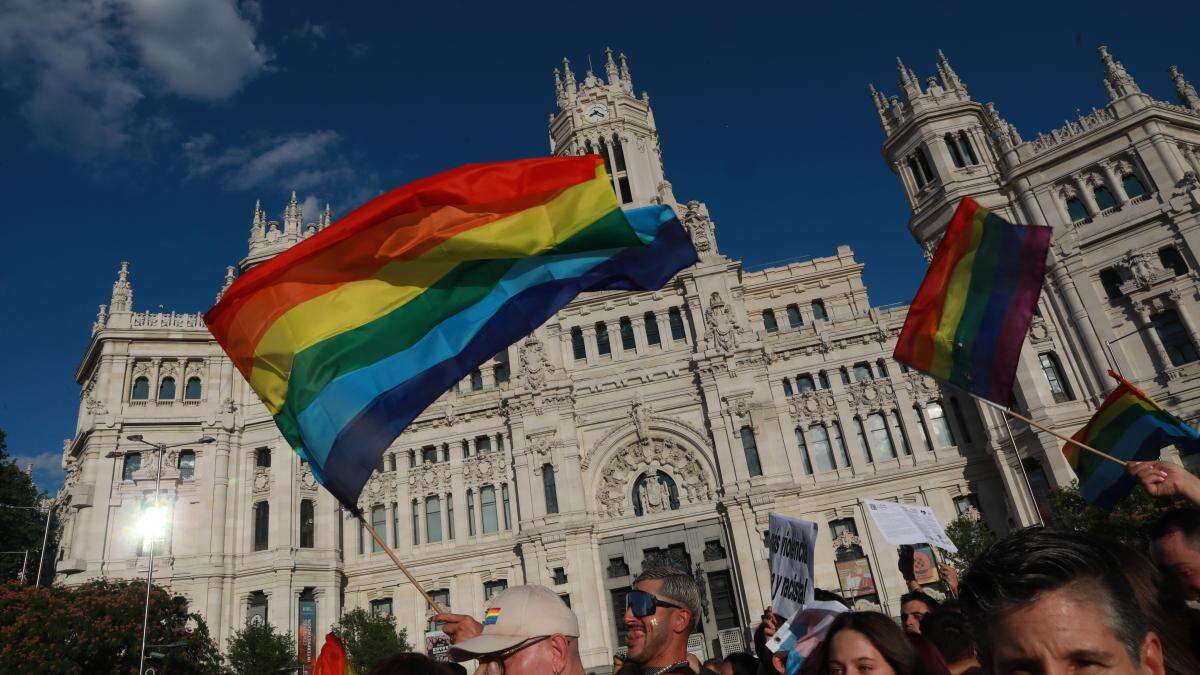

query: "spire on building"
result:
(1169, 66), (1200, 112)
(92, 304), (108, 335)
(984, 101), (1022, 148)
(553, 67), (565, 107)
(110, 261), (132, 313)
(868, 83), (891, 133)
(562, 57), (577, 99)
(604, 46), (620, 87)
(896, 56), (921, 99)
(619, 52), (632, 93)
(216, 265), (236, 303)
(249, 198), (267, 242)
(936, 49), (966, 94)
(1098, 45), (1141, 100)
(321, 203), (332, 229)
(283, 191), (302, 235)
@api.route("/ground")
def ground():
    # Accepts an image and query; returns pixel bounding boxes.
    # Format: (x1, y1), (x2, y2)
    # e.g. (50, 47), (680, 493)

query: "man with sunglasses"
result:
(449, 584), (586, 675)
(619, 566), (702, 674)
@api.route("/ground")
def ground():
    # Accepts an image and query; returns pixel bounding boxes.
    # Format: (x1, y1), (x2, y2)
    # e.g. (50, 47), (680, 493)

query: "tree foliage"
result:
(0, 578), (221, 673)
(331, 608), (412, 672)
(1046, 480), (1180, 550)
(0, 428), (48, 583)
(225, 619), (300, 675)
(944, 515), (998, 574)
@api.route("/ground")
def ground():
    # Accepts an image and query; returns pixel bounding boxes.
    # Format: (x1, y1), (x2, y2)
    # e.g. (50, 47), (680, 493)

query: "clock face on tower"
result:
(584, 103), (608, 122)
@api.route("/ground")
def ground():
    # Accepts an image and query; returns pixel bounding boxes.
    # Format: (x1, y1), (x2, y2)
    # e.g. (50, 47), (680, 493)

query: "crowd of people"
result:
(354, 458), (1200, 675)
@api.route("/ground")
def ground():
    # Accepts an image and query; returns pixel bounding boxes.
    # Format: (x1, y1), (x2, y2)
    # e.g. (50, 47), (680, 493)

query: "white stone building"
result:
(53, 46), (1200, 671)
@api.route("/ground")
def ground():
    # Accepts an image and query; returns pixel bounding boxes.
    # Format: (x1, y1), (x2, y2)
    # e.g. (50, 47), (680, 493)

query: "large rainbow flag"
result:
(893, 197), (1051, 405)
(205, 156), (698, 508)
(1064, 370), (1200, 508)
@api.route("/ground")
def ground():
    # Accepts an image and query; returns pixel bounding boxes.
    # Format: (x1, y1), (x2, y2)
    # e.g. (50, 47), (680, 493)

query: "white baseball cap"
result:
(450, 585), (579, 660)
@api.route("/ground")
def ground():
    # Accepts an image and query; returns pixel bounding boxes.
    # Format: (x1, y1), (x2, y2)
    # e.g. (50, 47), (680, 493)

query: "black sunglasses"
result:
(626, 590), (684, 618)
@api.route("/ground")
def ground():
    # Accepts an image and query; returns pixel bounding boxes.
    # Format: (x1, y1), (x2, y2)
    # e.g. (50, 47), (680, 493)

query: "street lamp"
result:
(0, 502), (55, 586)
(125, 434), (215, 675)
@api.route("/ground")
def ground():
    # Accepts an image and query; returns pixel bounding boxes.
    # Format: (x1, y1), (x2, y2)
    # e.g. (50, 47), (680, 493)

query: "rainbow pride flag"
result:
(205, 156), (698, 508)
(1064, 370), (1200, 508)
(894, 197), (1051, 404)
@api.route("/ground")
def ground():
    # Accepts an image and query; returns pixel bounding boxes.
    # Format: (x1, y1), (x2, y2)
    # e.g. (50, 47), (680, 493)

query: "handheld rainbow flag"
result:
(205, 156), (698, 509)
(893, 197), (1051, 405)
(1064, 370), (1200, 508)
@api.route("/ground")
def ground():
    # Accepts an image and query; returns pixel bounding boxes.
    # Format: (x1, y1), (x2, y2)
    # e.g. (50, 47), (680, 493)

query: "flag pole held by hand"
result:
(356, 511), (446, 614)
(971, 393), (1127, 467)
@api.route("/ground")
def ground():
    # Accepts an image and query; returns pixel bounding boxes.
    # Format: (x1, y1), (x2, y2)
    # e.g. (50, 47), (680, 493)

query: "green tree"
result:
(225, 619), (301, 674)
(1046, 480), (1180, 550)
(0, 428), (49, 583)
(944, 515), (998, 573)
(0, 578), (222, 673)
(331, 608), (412, 672)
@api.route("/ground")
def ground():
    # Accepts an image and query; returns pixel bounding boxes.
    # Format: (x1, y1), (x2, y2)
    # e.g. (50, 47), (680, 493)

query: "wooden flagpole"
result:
(971, 393), (1127, 467)
(356, 511), (446, 614)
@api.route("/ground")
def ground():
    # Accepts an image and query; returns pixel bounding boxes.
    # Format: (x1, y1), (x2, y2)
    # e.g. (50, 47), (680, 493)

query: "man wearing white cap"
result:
(447, 584), (586, 675)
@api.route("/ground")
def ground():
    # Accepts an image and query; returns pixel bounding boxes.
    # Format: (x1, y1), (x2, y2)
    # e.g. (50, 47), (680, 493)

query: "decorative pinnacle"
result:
(321, 203), (332, 228)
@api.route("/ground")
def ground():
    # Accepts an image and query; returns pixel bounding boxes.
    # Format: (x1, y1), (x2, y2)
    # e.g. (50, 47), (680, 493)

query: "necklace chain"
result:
(646, 660), (688, 675)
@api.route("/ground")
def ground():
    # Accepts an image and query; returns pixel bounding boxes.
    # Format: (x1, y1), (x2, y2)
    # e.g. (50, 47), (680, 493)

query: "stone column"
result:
(1072, 175), (1099, 217)
(1136, 301), (1172, 367)
(630, 315), (648, 355)
(1149, 131), (1187, 183)
(384, 502), (396, 547)
(582, 326), (598, 366)
(1168, 290), (1200, 350)
(1101, 162), (1130, 205)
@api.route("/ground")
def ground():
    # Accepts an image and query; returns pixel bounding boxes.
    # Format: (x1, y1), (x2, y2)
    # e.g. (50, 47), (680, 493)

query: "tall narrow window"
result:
(830, 422), (851, 467)
(300, 499), (315, 548)
(1093, 185), (1117, 211)
(1122, 172), (1147, 199)
(598, 136), (612, 176)
(668, 307), (686, 341)
(950, 398), (972, 443)
(959, 131), (979, 165)
(476, 435), (491, 454)
(184, 377), (202, 400)
(1159, 246), (1189, 276)
(371, 505), (386, 552)
(818, 371), (830, 389)
(1066, 197), (1088, 223)
(793, 427), (813, 475)
(809, 425), (836, 473)
(926, 402), (956, 447)
(422, 445), (439, 464)
(1152, 310), (1200, 366)
(392, 501), (399, 547)
(782, 378), (794, 397)
(617, 177), (633, 204)
(796, 374), (816, 392)
(915, 405), (933, 452)
(178, 450), (195, 480)
(644, 312), (661, 346)
(131, 376), (150, 400)
(1099, 268), (1124, 300)
(122, 452), (141, 481)
(620, 317), (636, 350)
(811, 299), (828, 321)
(945, 134), (966, 168)
(739, 426), (763, 477)
(253, 501), (269, 551)
(502, 484), (511, 529)
(907, 156), (926, 189)
(470, 369), (483, 391)
(1038, 352), (1072, 403)
(411, 500), (420, 545)
(854, 417), (872, 464)
(481, 486), (498, 534)
(867, 413), (896, 460)
(595, 322), (611, 357)
(425, 496), (442, 543)
(571, 327), (586, 360)
(762, 310), (779, 333)
(248, 592), (268, 625)
(158, 377), (175, 400)
(467, 489), (476, 536)
(890, 411), (912, 455)
(611, 133), (627, 171)
(446, 495), (455, 540)
(875, 359), (889, 378)
(256, 447), (272, 468)
(915, 147), (936, 184)
(543, 464), (559, 514)
(840, 368), (851, 386)
(494, 350), (510, 383)
(786, 304), (802, 328)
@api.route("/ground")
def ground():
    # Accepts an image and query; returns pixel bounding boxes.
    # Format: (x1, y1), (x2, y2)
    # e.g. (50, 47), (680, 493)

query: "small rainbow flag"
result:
(205, 156), (698, 508)
(894, 197), (1051, 405)
(1064, 370), (1200, 508)
(483, 607), (502, 626)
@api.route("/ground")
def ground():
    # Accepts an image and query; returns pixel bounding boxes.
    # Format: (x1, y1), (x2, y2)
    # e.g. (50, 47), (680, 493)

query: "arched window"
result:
(762, 309), (779, 333)
(1039, 353), (1073, 403)
(253, 501), (269, 551)
(131, 376), (150, 400)
(584, 139), (594, 155)
(158, 377), (175, 400)
(644, 312), (661, 346)
(926, 401), (956, 447)
(1151, 310), (1200, 366)
(619, 317), (636, 350)
(740, 426), (763, 477)
(631, 471), (680, 516)
(300, 499), (315, 548)
(793, 427), (813, 475)
(425, 496), (442, 543)
(611, 133), (627, 172)
(370, 504), (386, 552)
(785, 304), (802, 328)
(945, 134), (965, 168)
(867, 413), (896, 460)
(183, 377), (202, 400)
(469, 369), (483, 391)
(543, 464), (559, 514)
(617, 177), (632, 204)
(782, 378), (794, 397)
(809, 425), (836, 473)
(570, 327), (586, 360)
(1093, 185), (1117, 212)
(796, 374), (816, 392)
(1122, 172), (1147, 199)
(668, 307), (686, 341)
(1159, 246), (1189, 276)
(466, 489), (476, 536)
(595, 321), (611, 357)
(959, 131), (979, 165)
(178, 450), (195, 480)
(1099, 268), (1124, 300)
(1066, 197), (1088, 223)
(481, 485), (498, 534)
(122, 452), (141, 481)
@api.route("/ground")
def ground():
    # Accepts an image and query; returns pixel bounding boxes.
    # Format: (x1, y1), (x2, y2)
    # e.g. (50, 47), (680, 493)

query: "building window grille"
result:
(595, 322), (611, 357)
(571, 327), (586, 360)
(620, 317), (636, 350)
(253, 501), (269, 552)
(644, 312), (661, 346)
(178, 450), (195, 480)
(740, 426), (763, 477)
(786, 304), (802, 328)
(300, 499), (315, 548)
(762, 310), (779, 333)
(668, 307), (686, 341)
(158, 377), (175, 400)
(131, 376), (150, 400)
(811, 299), (829, 321)
(184, 377), (202, 400)
(1152, 310), (1200, 366)
(1159, 246), (1189, 276)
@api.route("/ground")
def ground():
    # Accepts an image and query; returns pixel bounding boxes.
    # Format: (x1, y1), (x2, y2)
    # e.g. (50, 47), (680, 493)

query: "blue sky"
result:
(1, 1), (1196, 492)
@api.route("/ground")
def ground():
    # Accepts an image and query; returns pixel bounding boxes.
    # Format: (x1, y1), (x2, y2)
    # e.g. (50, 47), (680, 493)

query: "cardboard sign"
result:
(863, 499), (958, 553)
(911, 543), (941, 585)
(766, 513), (818, 619)
(834, 557), (876, 597)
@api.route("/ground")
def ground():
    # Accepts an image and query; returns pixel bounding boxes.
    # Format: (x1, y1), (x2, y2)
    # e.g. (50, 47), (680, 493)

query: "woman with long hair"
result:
(812, 612), (922, 675)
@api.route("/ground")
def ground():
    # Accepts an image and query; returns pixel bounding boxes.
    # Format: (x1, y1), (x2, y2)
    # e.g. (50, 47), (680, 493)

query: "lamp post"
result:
(0, 503), (55, 586)
(125, 434), (215, 675)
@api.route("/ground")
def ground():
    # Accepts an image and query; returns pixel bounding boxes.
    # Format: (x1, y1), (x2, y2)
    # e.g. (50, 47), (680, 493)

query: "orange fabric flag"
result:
(312, 633), (356, 675)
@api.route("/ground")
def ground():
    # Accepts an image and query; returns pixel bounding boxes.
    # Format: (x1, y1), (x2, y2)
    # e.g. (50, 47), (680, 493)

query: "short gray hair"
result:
(634, 566), (701, 630)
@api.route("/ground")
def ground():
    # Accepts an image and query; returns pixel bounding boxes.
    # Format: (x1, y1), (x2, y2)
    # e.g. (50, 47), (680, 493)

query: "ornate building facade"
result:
(54, 47), (1193, 671)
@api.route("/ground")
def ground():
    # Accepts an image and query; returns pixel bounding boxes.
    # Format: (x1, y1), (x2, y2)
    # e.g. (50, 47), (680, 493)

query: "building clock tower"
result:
(548, 48), (676, 207)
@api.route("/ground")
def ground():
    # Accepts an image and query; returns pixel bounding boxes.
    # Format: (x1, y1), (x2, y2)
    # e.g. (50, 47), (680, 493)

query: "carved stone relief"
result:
(518, 334), (555, 391)
(705, 292), (738, 352)
(594, 437), (712, 519)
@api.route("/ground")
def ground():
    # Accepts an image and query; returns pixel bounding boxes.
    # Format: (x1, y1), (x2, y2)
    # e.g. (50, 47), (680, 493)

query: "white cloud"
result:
(11, 452), (65, 492)
(0, 0), (267, 158)
(183, 130), (351, 192)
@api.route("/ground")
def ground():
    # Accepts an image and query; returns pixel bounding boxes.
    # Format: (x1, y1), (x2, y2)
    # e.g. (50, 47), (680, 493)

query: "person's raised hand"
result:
(760, 607), (782, 640)
(1127, 460), (1200, 505)
(938, 561), (959, 597)
(433, 613), (483, 644)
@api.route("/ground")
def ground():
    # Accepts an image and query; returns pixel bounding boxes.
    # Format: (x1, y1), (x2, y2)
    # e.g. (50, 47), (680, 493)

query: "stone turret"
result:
(1170, 65), (1200, 113)
(1099, 45), (1141, 100)
(110, 261), (132, 314)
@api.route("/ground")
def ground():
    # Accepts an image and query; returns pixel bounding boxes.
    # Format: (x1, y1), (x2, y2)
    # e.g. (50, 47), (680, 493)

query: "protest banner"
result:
(863, 499), (958, 553)
(766, 513), (818, 619)
(765, 600), (848, 675)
